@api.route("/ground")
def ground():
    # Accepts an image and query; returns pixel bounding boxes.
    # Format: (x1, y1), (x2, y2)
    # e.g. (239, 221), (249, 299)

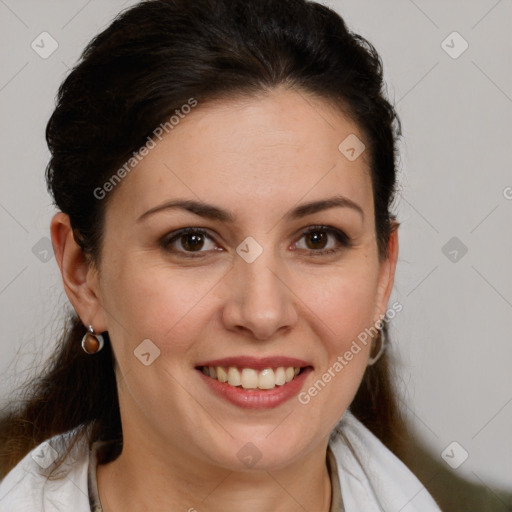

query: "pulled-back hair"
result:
(0, 0), (405, 478)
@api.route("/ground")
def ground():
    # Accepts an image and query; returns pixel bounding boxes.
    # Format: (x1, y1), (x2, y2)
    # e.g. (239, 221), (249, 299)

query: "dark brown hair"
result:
(0, 0), (406, 478)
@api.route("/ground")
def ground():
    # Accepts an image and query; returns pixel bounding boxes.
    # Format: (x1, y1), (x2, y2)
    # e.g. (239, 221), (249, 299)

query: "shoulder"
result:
(328, 410), (442, 512)
(0, 428), (91, 512)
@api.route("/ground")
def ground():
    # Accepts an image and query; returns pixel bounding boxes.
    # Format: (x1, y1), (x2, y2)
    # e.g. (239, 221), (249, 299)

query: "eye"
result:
(294, 225), (353, 256)
(161, 225), (353, 259)
(161, 228), (219, 257)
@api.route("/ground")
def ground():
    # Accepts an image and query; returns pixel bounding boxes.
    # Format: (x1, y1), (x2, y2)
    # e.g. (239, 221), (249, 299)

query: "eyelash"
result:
(160, 225), (354, 259)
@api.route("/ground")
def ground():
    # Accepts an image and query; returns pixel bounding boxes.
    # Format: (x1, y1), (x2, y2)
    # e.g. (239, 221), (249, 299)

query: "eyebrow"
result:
(136, 194), (364, 223)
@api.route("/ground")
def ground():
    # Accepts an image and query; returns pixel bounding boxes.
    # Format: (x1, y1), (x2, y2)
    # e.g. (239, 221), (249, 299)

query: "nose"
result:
(221, 246), (298, 341)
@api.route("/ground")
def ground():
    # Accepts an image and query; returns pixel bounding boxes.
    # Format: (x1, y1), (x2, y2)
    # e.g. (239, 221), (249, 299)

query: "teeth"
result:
(241, 368), (259, 389)
(275, 367), (286, 386)
(217, 366), (228, 383)
(258, 368), (275, 390)
(227, 367), (241, 387)
(202, 365), (303, 390)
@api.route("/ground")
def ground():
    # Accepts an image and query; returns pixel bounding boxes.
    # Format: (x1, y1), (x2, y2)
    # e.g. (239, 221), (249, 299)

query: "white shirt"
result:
(0, 410), (441, 511)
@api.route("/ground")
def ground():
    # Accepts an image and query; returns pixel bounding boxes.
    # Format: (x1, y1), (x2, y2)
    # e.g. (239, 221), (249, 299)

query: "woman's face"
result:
(87, 87), (397, 470)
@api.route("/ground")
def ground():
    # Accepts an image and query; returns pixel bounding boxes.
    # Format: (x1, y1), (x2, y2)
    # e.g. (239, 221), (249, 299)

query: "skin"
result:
(51, 86), (398, 512)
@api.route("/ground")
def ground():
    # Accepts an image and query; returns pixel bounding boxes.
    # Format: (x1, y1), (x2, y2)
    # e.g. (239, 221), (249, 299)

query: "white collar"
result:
(0, 411), (440, 511)
(329, 409), (441, 511)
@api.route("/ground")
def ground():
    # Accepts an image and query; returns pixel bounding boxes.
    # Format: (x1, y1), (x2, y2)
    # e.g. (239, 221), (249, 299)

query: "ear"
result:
(50, 212), (108, 332)
(373, 221), (399, 323)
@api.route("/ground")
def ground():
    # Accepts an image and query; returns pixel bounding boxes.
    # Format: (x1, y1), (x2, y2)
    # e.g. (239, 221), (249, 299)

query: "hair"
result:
(0, 0), (407, 478)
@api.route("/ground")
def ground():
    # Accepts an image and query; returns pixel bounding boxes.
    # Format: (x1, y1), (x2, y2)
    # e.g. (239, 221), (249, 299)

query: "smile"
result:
(200, 366), (303, 390)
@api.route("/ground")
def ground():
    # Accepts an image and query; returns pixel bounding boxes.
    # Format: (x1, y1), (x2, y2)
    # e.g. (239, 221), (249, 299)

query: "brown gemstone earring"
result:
(81, 325), (105, 354)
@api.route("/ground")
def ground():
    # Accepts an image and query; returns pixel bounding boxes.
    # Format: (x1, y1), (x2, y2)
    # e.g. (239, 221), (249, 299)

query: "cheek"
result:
(101, 256), (221, 356)
(293, 260), (380, 347)
(101, 241), (380, 365)
(294, 270), (376, 425)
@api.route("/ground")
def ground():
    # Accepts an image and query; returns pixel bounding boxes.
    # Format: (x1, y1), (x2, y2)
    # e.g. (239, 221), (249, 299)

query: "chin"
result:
(203, 426), (318, 472)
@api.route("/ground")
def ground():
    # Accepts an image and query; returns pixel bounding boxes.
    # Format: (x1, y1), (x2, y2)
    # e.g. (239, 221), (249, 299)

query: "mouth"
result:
(194, 357), (313, 409)
(197, 365), (309, 391)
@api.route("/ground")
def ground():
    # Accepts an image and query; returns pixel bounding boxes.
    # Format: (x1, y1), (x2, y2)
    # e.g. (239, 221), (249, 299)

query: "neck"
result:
(96, 431), (333, 512)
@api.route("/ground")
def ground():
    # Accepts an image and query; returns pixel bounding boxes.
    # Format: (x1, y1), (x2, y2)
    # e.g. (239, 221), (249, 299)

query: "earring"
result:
(367, 327), (386, 366)
(81, 325), (105, 355)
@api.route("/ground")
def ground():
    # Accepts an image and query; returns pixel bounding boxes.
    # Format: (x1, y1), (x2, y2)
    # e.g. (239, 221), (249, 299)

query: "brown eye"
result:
(304, 230), (328, 250)
(295, 226), (353, 256)
(162, 228), (217, 256)
(180, 232), (205, 251)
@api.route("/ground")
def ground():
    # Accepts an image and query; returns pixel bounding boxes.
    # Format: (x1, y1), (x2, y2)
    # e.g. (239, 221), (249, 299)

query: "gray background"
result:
(0, 0), (511, 491)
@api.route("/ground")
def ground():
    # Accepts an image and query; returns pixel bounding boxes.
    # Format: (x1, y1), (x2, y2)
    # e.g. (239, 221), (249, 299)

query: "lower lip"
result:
(197, 367), (313, 409)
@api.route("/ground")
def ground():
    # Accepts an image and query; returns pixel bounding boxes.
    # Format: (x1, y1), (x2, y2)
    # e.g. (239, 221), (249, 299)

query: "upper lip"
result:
(195, 356), (312, 370)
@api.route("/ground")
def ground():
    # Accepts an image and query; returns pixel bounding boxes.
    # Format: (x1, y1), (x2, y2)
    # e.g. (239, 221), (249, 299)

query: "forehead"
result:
(107, 87), (373, 225)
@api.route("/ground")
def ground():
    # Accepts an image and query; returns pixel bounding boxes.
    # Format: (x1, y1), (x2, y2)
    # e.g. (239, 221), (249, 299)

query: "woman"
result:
(0, 0), (442, 510)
